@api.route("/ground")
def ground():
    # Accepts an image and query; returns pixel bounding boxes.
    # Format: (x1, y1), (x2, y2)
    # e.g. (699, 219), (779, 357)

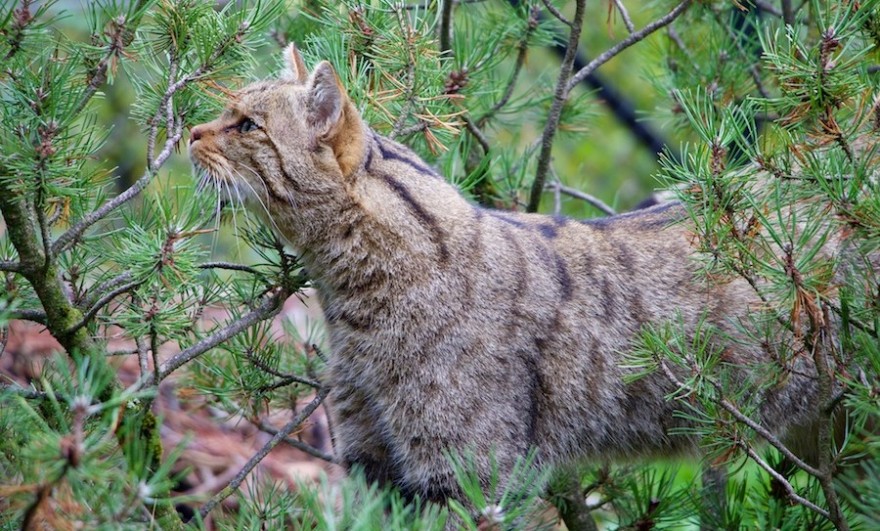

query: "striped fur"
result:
(189, 46), (832, 507)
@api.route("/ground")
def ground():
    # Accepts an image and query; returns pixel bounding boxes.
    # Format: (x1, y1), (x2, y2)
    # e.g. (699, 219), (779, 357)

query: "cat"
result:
(188, 44), (842, 509)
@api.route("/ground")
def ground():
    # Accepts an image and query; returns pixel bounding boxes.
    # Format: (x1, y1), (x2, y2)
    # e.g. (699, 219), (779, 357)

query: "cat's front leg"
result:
(330, 384), (396, 486)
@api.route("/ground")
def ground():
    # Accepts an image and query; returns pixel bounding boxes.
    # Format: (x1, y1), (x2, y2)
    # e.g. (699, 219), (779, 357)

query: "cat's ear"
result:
(307, 61), (344, 137)
(281, 43), (309, 84)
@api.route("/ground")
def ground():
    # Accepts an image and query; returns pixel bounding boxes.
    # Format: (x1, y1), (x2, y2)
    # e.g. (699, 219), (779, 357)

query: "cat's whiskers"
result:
(236, 163), (285, 236)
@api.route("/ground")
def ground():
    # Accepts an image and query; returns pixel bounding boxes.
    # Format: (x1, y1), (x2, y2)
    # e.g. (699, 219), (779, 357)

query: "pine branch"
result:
(477, 6), (537, 126)
(540, 0), (572, 27)
(257, 419), (336, 463)
(54, 21), (251, 256)
(242, 348), (321, 389)
(547, 181), (616, 216)
(565, 0), (692, 96)
(9, 309), (47, 324)
(527, 0), (586, 213)
(0, 260), (22, 272)
(138, 288), (287, 388)
(611, 0), (636, 34)
(656, 360), (822, 478)
(197, 388), (330, 520)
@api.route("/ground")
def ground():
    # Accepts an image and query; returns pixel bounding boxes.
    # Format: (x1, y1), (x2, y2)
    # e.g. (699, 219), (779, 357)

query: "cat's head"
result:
(188, 44), (365, 215)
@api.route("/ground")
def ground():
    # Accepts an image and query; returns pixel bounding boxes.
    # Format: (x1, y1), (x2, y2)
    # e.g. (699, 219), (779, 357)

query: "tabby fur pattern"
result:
(189, 45), (831, 505)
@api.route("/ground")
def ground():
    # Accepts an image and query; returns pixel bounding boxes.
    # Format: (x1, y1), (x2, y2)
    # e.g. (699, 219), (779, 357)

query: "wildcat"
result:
(188, 45), (839, 507)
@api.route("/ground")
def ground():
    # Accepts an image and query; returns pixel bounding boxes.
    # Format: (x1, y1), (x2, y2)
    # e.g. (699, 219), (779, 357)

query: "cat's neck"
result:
(281, 128), (472, 298)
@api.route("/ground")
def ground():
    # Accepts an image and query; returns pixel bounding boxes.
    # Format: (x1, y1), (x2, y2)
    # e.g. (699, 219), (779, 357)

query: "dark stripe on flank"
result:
(522, 352), (542, 446)
(554, 252), (574, 301)
(489, 211), (527, 229)
(375, 135), (439, 177)
(378, 172), (450, 264)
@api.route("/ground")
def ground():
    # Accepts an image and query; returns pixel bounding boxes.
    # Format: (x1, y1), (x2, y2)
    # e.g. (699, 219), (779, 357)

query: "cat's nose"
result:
(190, 126), (204, 144)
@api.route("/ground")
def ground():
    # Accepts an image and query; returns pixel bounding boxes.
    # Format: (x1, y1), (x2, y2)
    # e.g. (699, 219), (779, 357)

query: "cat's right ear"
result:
(281, 43), (309, 84)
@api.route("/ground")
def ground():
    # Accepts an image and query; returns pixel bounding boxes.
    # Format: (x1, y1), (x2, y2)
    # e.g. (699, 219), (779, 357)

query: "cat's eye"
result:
(238, 118), (260, 133)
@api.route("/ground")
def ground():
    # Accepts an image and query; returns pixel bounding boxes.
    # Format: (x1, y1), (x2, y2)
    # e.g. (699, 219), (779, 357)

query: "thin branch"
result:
(738, 442), (830, 519)
(139, 288), (287, 388)
(666, 26), (696, 67)
(549, 181), (616, 216)
(257, 419), (336, 463)
(136, 336), (150, 377)
(463, 116), (491, 154)
(51, 124), (184, 256)
(541, 0), (572, 27)
(439, 0), (454, 55)
(755, 0), (783, 17)
(527, 0), (587, 213)
(198, 388), (330, 520)
(657, 360), (822, 478)
(478, 7), (537, 126)
(79, 271), (135, 312)
(566, 0), (692, 96)
(781, 0), (795, 26)
(198, 261), (262, 276)
(106, 347), (139, 357)
(611, 0), (636, 34)
(243, 349), (321, 389)
(395, 121), (429, 137)
(68, 279), (143, 334)
(10, 309), (48, 325)
(0, 261), (21, 273)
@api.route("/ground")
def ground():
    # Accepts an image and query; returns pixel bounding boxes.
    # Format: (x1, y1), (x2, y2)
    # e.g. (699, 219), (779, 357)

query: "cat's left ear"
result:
(281, 43), (309, 84)
(306, 61), (344, 137)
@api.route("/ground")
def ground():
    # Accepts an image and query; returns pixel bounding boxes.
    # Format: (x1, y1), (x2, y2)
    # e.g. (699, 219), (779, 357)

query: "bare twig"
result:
(198, 388), (330, 520)
(541, 0), (572, 27)
(548, 181), (616, 216)
(566, 0), (692, 96)
(0, 261), (21, 273)
(136, 336), (150, 377)
(198, 261), (262, 276)
(738, 442), (830, 519)
(478, 7), (537, 126)
(257, 419), (336, 463)
(243, 349), (321, 389)
(527, 0), (587, 213)
(666, 26), (696, 67)
(68, 279), (143, 334)
(78, 271), (135, 313)
(439, 0), (454, 55)
(463, 116), (491, 154)
(396, 121), (429, 137)
(10, 309), (48, 324)
(611, 0), (636, 34)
